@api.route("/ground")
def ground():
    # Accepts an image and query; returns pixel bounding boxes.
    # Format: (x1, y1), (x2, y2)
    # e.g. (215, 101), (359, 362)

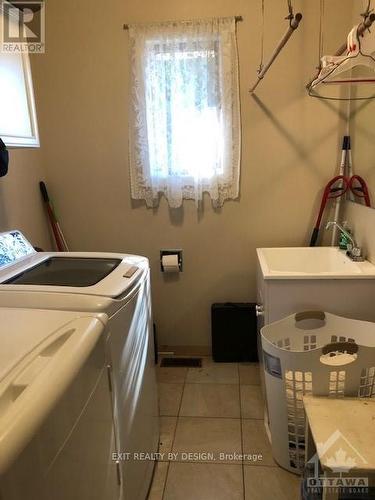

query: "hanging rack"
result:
(249, 1), (302, 94)
(123, 16), (244, 30)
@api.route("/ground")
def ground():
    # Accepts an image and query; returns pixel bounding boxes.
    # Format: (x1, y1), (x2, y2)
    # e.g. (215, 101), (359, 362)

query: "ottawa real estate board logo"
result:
(306, 430), (369, 497)
(1, 1), (45, 53)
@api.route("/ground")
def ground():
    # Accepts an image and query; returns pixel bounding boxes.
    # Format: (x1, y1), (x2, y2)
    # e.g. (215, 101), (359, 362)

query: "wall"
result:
(346, 0), (375, 212)
(31, 0), (354, 348)
(344, 201), (375, 264)
(0, 148), (50, 250)
(349, 99), (375, 197)
(341, 3), (375, 269)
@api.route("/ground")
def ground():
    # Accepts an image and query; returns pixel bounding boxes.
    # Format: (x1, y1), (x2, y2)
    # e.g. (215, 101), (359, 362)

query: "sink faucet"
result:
(325, 221), (365, 261)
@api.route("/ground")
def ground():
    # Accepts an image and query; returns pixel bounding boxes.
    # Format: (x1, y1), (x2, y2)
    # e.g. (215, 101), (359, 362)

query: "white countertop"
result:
(304, 395), (375, 472)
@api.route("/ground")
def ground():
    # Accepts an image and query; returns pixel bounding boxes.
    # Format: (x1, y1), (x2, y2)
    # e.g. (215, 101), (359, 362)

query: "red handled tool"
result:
(349, 175), (371, 207)
(310, 134), (371, 247)
(310, 174), (371, 247)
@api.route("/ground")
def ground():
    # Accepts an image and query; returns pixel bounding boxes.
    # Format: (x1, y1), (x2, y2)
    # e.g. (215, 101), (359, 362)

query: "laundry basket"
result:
(261, 310), (375, 475)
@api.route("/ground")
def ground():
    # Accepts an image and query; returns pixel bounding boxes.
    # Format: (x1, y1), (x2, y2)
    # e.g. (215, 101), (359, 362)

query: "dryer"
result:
(0, 308), (119, 500)
(0, 230), (159, 500)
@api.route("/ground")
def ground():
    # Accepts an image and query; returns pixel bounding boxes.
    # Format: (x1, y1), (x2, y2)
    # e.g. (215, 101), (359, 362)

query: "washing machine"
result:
(0, 230), (159, 500)
(0, 307), (120, 500)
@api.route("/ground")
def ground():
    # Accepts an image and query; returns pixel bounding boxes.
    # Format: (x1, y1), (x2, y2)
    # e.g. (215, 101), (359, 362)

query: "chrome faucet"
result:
(325, 221), (365, 261)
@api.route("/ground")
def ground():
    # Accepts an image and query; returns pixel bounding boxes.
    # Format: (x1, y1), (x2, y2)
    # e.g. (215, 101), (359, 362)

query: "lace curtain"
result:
(128, 17), (241, 208)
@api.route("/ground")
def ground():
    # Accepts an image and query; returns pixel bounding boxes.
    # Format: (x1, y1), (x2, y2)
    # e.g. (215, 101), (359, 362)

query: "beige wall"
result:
(349, 99), (375, 198)
(0, 148), (50, 250)
(348, 0), (375, 205)
(344, 201), (375, 264)
(343, 4), (375, 261)
(31, 0), (353, 347)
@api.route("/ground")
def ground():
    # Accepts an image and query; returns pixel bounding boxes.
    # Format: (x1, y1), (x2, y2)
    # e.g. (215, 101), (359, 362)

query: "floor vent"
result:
(160, 357), (202, 368)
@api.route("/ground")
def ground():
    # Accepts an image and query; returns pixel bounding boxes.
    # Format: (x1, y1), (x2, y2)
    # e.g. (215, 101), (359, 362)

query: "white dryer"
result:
(0, 308), (120, 500)
(0, 230), (159, 500)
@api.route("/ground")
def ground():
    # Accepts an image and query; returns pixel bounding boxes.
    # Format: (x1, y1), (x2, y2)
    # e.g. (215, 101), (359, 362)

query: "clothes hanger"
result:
(308, 0), (375, 100)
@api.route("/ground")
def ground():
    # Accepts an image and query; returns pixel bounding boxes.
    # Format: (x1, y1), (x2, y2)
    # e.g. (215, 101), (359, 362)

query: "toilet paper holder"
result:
(160, 249), (183, 272)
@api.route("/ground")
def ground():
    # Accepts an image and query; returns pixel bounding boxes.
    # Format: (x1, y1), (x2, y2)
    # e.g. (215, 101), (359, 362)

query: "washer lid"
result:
(0, 308), (104, 382)
(3, 256), (122, 287)
(0, 231), (149, 298)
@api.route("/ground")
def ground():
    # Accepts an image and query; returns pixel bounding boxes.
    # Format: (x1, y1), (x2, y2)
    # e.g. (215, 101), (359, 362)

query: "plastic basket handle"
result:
(322, 342), (359, 355)
(295, 311), (326, 322)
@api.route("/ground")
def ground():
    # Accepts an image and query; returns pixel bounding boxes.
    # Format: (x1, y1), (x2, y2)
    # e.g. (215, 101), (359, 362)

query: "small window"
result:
(0, 7), (39, 147)
(128, 17), (241, 208)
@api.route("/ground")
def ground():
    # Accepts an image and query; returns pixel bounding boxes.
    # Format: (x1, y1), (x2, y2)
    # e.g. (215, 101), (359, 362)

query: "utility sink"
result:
(257, 247), (375, 279)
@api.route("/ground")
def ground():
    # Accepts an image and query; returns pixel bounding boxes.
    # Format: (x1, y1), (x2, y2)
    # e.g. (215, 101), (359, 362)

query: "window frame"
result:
(0, 5), (40, 148)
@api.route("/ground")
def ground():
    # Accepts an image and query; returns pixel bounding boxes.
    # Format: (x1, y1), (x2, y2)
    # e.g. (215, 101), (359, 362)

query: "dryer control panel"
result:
(0, 231), (35, 268)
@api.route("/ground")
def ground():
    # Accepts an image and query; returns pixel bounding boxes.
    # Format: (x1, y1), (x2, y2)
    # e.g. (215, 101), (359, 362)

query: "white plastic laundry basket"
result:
(261, 310), (375, 474)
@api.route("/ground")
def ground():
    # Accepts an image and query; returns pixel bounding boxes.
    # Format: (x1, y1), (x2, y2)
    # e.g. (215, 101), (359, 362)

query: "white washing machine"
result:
(0, 307), (120, 500)
(0, 230), (159, 500)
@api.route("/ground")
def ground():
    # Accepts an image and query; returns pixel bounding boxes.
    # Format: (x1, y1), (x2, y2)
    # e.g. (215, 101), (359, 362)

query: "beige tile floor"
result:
(148, 357), (301, 500)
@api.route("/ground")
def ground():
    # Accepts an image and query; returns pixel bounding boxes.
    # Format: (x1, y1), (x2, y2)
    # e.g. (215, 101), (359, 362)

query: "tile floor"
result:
(148, 357), (301, 500)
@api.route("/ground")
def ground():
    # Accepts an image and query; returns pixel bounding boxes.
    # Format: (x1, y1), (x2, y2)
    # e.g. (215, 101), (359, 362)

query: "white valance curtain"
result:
(128, 17), (241, 208)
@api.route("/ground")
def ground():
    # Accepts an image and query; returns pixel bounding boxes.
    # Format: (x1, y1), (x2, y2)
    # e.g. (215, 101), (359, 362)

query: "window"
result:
(0, 7), (39, 147)
(129, 17), (241, 208)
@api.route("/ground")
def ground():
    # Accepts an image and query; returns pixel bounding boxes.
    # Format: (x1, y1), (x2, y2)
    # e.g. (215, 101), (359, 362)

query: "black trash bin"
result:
(211, 303), (258, 362)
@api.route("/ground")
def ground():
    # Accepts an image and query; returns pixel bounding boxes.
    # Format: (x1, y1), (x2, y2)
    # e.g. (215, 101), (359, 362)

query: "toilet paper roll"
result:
(162, 254), (180, 273)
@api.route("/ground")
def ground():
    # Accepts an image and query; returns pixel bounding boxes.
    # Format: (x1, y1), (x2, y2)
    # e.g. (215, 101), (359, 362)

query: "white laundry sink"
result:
(256, 247), (375, 279)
